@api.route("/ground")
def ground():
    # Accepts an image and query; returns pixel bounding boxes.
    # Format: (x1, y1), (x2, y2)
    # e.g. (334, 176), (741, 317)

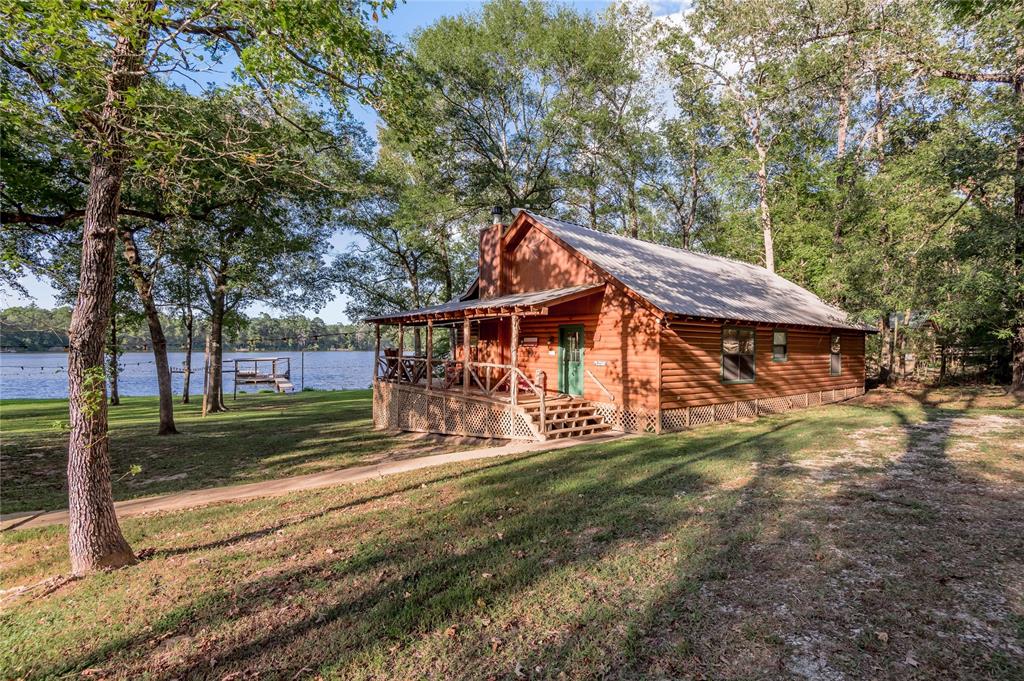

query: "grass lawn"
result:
(1, 387), (1022, 679)
(0, 390), (472, 514)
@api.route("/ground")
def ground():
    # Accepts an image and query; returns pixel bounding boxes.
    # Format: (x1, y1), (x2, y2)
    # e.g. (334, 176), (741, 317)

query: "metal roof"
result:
(521, 210), (874, 331)
(364, 284), (604, 324)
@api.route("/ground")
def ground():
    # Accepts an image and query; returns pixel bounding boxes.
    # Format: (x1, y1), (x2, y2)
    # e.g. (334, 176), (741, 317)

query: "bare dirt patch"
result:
(854, 385), (1023, 410)
(670, 410), (1024, 680)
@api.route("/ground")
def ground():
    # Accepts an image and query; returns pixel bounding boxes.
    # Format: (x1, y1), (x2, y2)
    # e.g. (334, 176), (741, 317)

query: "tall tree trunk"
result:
(899, 308), (911, 379)
(833, 34), (856, 252)
(684, 143), (699, 250)
(181, 303), (193, 404)
(627, 184), (640, 240)
(203, 280), (228, 414)
(874, 72), (886, 168)
(66, 0), (155, 574)
(435, 223), (454, 303)
(938, 341), (947, 386)
(836, 33), (855, 160)
(588, 191), (598, 230)
(1011, 61), (1024, 392)
(119, 229), (177, 434)
(887, 312), (898, 387)
(879, 313), (891, 385)
(755, 144), (775, 273)
(202, 330), (212, 413)
(107, 313), (120, 406)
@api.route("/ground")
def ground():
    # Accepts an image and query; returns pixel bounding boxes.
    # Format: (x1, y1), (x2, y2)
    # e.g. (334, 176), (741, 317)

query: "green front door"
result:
(558, 325), (585, 396)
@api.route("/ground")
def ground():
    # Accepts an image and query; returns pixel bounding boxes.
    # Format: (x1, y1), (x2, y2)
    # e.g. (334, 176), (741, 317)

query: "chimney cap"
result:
(490, 206), (504, 216)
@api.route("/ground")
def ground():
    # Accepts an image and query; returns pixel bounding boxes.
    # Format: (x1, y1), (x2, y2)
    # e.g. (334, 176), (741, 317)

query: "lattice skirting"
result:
(591, 402), (659, 434)
(659, 385), (866, 433)
(373, 381), (537, 440)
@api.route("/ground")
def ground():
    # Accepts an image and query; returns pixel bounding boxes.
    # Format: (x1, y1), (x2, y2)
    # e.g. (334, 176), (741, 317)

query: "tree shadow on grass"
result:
(30, 399), (1022, 680)
(146, 451), (554, 559)
(3, 393), (391, 513)
(610, 396), (1024, 680)
(36, 418), (823, 679)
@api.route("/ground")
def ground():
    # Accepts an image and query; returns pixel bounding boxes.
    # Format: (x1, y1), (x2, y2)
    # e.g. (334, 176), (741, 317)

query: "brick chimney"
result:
(478, 206), (504, 299)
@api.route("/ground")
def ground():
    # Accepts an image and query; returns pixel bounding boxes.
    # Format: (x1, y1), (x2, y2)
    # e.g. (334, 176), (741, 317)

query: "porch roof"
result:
(364, 283), (604, 324)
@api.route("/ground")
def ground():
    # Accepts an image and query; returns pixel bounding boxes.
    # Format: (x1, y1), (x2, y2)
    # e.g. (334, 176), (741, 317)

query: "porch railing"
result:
(376, 355), (546, 433)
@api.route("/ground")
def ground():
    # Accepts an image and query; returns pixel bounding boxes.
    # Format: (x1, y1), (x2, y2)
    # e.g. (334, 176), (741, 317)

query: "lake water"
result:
(0, 351), (376, 400)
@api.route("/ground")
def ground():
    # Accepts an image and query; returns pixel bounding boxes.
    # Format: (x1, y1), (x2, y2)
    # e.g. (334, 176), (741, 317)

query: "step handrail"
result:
(512, 367), (545, 436)
(585, 369), (615, 402)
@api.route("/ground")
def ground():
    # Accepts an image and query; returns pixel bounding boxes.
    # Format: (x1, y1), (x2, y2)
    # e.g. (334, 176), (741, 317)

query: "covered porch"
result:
(366, 285), (607, 440)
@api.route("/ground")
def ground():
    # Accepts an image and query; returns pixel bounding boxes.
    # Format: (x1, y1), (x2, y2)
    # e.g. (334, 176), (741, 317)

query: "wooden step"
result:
(529, 411), (602, 428)
(516, 396), (611, 441)
(521, 401), (589, 414)
(545, 415), (601, 430)
(523, 403), (595, 416)
(544, 411), (596, 420)
(546, 423), (611, 439)
(275, 381), (294, 392)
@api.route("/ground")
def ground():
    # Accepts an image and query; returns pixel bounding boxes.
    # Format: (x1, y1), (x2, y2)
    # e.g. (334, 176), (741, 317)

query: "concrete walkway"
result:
(0, 432), (627, 532)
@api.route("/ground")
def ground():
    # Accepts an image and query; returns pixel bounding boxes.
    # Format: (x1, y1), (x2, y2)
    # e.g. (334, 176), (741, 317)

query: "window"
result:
(772, 330), (788, 362)
(722, 327), (756, 383)
(830, 334), (842, 376)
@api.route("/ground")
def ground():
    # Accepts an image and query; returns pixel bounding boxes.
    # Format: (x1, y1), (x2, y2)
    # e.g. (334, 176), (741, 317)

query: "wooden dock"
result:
(233, 357), (293, 397)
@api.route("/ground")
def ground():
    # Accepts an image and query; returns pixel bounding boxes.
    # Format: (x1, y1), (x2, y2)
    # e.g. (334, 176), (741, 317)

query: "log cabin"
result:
(367, 207), (874, 441)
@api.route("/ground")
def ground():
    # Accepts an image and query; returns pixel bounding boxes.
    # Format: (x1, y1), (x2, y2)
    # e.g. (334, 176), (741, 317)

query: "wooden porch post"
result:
(510, 314), (520, 406)
(462, 318), (471, 395)
(373, 323), (381, 381)
(426, 320), (433, 393)
(398, 323), (405, 382)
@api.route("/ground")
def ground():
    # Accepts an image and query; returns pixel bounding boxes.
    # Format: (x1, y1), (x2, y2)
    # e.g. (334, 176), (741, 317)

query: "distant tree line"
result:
(0, 307), (377, 353)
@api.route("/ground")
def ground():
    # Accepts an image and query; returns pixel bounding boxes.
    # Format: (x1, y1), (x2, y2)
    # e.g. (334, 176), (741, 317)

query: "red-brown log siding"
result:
(475, 219), (867, 415)
(659, 320), (866, 409)
(513, 288), (661, 411)
(506, 225), (601, 293)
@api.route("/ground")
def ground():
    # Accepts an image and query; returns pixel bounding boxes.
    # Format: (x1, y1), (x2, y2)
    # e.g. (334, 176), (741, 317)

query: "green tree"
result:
(335, 134), (477, 322)
(383, 0), (612, 211)
(1, 0), (396, 574)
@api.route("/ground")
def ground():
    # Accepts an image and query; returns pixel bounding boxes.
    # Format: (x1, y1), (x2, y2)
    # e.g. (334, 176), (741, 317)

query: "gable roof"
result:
(519, 210), (874, 332)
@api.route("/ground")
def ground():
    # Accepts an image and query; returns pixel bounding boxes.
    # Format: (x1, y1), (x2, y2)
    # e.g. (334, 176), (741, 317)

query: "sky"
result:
(3, 0), (687, 324)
